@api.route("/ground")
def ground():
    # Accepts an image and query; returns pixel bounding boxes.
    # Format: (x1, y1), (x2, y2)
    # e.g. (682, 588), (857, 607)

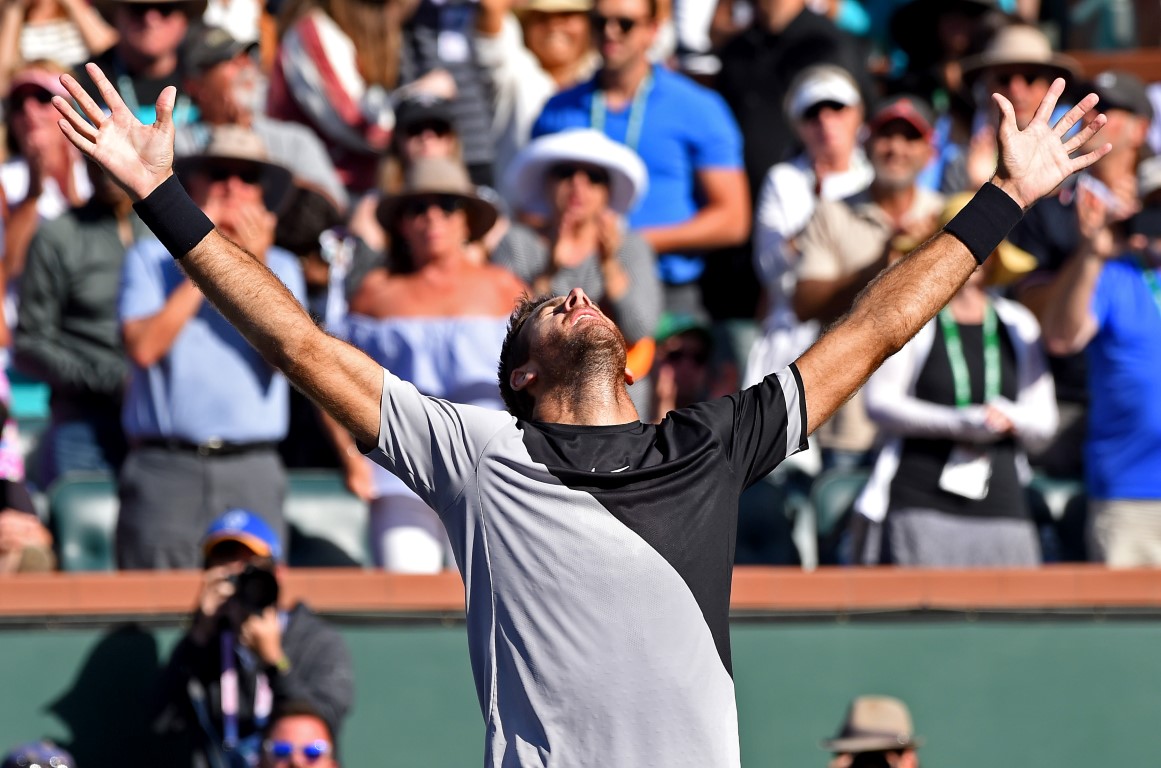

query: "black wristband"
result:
(132, 175), (215, 260)
(942, 182), (1025, 265)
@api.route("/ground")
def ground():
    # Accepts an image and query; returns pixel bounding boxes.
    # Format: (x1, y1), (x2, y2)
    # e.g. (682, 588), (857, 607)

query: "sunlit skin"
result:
(184, 169), (267, 247)
(523, 10), (590, 77)
(986, 68), (1052, 129)
(260, 715), (337, 768)
(867, 122), (934, 193)
(186, 52), (261, 126)
(396, 202), (471, 265)
(797, 102), (863, 175)
(550, 164), (609, 221)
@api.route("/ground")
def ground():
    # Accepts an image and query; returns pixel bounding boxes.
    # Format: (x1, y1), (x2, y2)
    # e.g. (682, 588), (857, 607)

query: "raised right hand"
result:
(52, 63), (176, 201)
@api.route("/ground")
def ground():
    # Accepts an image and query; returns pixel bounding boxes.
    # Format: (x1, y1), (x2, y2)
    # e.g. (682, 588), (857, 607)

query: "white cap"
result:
(786, 65), (861, 122)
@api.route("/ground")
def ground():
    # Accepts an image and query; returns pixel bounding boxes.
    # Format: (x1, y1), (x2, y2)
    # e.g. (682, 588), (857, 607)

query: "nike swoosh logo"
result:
(611, 465), (630, 473)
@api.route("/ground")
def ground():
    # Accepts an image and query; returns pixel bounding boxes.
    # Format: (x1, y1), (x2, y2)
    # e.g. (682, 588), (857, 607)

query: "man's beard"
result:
(540, 322), (629, 403)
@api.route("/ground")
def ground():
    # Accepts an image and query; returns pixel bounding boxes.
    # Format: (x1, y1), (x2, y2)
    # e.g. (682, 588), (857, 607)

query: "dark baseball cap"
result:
(181, 24), (255, 78)
(1090, 70), (1154, 120)
(869, 95), (934, 138)
(394, 93), (456, 134)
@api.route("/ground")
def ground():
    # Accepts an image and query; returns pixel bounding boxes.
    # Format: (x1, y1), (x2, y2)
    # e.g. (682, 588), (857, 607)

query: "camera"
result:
(228, 563), (280, 614)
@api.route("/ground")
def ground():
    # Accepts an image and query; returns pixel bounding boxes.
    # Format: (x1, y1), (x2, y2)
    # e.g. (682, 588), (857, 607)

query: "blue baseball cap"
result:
(202, 509), (282, 561)
(1, 741), (75, 768)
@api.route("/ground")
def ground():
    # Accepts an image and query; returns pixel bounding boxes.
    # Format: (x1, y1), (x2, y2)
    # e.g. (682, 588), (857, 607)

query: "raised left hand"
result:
(238, 605), (284, 667)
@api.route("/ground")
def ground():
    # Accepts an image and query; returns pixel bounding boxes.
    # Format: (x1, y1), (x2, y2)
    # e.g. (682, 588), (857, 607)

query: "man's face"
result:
(513, 290), (628, 400)
(189, 52), (261, 125)
(591, 0), (655, 72)
(867, 121), (932, 192)
(260, 715), (336, 768)
(1082, 107), (1147, 161)
(549, 162), (611, 221)
(658, 331), (710, 407)
(985, 67), (1052, 129)
(187, 163), (267, 227)
(115, 2), (191, 62)
(523, 10), (591, 72)
(395, 194), (471, 262)
(796, 101), (863, 167)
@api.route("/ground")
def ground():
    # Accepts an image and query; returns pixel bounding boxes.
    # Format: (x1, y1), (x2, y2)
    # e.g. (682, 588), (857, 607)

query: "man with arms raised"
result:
(53, 63), (1106, 768)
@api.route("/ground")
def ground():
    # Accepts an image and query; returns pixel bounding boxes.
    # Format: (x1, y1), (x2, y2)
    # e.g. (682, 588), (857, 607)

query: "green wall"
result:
(0, 616), (1157, 767)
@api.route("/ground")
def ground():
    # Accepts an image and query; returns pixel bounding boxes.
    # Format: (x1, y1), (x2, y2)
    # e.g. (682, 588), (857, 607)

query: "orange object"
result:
(625, 337), (655, 381)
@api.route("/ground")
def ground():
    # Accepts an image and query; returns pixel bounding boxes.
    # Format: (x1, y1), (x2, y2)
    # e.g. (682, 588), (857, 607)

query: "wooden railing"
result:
(2, 565), (1161, 618)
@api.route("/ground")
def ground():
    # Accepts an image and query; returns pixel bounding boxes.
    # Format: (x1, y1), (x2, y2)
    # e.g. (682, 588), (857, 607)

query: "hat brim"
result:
(504, 131), (647, 216)
(960, 53), (1080, 85)
(376, 190), (498, 242)
(202, 531), (273, 558)
(989, 240), (1037, 285)
(174, 154), (294, 215)
(821, 735), (924, 753)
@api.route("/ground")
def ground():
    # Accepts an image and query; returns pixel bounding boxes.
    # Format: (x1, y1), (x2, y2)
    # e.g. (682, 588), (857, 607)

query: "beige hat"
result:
(376, 157), (498, 241)
(961, 23), (1081, 84)
(516, 0), (592, 13)
(821, 696), (923, 754)
(174, 125), (293, 214)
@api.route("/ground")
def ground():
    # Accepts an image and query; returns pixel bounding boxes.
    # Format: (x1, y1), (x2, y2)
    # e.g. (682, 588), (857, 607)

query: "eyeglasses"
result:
(404, 120), (452, 138)
(124, 2), (187, 16)
(398, 194), (464, 218)
(590, 12), (646, 35)
(549, 163), (610, 186)
(989, 70), (1049, 88)
(263, 740), (330, 763)
(8, 88), (55, 112)
(205, 165), (263, 185)
(801, 100), (849, 122)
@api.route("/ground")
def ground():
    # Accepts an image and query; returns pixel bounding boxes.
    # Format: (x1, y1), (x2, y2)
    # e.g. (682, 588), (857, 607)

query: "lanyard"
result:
(938, 303), (1000, 408)
(1134, 255), (1161, 316)
(590, 72), (653, 152)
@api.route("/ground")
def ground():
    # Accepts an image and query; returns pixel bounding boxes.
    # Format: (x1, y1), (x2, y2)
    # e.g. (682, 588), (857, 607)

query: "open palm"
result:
(52, 62), (177, 201)
(992, 78), (1110, 210)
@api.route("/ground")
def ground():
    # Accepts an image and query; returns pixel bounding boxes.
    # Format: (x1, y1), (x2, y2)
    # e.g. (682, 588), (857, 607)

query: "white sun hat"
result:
(504, 129), (649, 216)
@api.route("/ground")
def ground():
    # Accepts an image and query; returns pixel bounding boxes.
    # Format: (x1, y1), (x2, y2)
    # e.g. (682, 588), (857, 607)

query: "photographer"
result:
(154, 510), (353, 768)
(821, 696), (921, 768)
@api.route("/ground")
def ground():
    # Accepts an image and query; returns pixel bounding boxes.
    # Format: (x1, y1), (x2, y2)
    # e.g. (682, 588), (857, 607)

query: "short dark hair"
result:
(263, 699), (335, 743)
(497, 293), (556, 421)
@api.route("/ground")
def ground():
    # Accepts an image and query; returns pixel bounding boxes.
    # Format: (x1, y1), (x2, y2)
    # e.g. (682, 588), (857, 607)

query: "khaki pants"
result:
(1087, 499), (1161, 567)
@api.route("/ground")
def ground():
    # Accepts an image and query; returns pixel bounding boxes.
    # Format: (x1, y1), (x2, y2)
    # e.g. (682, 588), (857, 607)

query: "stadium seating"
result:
(48, 472), (119, 572)
(284, 470), (371, 568)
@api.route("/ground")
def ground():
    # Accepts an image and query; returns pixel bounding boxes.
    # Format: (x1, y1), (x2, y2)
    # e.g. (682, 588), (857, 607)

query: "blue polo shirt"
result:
(119, 238), (306, 443)
(532, 65), (744, 285)
(1086, 255), (1161, 499)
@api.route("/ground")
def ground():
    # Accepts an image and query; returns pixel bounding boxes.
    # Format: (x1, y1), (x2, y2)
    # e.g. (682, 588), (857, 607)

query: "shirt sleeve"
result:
(118, 239), (170, 323)
(368, 369), (514, 515)
(680, 364), (808, 489)
(687, 88), (743, 170)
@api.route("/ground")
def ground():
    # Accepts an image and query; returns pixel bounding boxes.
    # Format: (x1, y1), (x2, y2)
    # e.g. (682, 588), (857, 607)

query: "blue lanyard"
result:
(589, 72), (653, 151)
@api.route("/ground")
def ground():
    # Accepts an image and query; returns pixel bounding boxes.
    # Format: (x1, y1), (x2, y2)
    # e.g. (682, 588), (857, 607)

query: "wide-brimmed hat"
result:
(504, 129), (648, 216)
(821, 696), (923, 754)
(377, 157), (498, 241)
(960, 23), (1080, 85)
(174, 125), (293, 214)
(941, 192), (1036, 284)
(785, 64), (862, 122)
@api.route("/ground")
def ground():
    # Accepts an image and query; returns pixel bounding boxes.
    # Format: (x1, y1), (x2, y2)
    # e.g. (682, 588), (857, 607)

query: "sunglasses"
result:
(263, 740), (330, 763)
(8, 88), (55, 111)
(590, 12), (645, 34)
(205, 165), (263, 185)
(399, 194), (464, 218)
(801, 100), (849, 122)
(549, 163), (610, 185)
(124, 2), (187, 17)
(665, 347), (709, 366)
(989, 70), (1049, 88)
(404, 120), (452, 138)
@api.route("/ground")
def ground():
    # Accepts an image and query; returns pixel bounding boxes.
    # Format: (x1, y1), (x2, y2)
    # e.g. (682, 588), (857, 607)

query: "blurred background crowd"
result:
(0, 0), (1159, 580)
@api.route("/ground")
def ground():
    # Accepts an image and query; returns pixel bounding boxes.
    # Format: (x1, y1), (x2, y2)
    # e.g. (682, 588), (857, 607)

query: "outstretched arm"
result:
(795, 79), (1109, 436)
(53, 64), (383, 446)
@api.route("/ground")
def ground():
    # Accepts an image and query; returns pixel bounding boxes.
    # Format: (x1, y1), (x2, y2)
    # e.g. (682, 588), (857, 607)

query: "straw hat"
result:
(960, 23), (1081, 85)
(376, 157), (498, 241)
(504, 129), (648, 216)
(941, 192), (1037, 285)
(174, 125), (293, 214)
(821, 696), (923, 754)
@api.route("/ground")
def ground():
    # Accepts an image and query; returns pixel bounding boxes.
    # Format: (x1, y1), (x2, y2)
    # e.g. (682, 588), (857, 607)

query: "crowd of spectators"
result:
(0, 0), (1158, 575)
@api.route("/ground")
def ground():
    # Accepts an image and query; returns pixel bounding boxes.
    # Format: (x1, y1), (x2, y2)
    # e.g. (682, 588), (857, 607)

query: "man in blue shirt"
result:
(116, 126), (306, 569)
(531, 0), (749, 314)
(1041, 197), (1161, 567)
